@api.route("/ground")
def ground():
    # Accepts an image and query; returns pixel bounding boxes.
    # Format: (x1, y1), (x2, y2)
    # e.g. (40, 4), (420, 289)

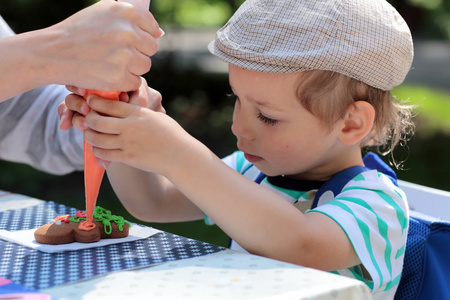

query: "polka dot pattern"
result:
(0, 202), (224, 290)
(44, 249), (372, 299)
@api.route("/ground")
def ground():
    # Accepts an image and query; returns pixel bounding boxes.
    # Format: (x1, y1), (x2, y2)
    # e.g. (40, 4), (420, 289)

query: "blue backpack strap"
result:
(312, 166), (370, 209)
(363, 152), (398, 187)
(248, 153), (396, 211)
(312, 153), (397, 209)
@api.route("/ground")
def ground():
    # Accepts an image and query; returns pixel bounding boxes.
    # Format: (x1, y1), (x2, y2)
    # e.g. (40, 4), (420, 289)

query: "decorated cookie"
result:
(34, 206), (130, 245)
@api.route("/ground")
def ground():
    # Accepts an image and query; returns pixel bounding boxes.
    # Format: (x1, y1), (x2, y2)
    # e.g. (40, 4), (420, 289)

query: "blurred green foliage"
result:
(388, 0), (450, 39)
(152, 0), (235, 27)
(393, 85), (450, 135)
(0, 0), (450, 248)
(390, 86), (450, 191)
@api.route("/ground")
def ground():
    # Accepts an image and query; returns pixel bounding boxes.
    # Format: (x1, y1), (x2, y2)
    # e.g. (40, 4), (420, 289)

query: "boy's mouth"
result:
(243, 152), (263, 163)
(237, 143), (263, 163)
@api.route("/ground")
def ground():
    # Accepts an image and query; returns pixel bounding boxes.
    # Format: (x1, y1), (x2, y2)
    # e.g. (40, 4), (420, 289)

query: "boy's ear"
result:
(338, 101), (375, 146)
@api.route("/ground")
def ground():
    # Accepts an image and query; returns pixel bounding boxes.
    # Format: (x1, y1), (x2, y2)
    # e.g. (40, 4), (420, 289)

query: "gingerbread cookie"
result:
(34, 206), (130, 245)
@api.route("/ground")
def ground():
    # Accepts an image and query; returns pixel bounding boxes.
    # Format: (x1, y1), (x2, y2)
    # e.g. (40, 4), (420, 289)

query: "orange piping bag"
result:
(79, 90), (120, 231)
(79, 0), (150, 231)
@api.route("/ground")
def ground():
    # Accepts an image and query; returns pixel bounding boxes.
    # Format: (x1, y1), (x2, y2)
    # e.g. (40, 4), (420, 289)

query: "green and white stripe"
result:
(214, 151), (408, 299)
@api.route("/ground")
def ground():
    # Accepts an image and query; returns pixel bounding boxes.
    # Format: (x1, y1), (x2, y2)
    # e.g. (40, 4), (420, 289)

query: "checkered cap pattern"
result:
(0, 202), (224, 290)
(208, 0), (413, 91)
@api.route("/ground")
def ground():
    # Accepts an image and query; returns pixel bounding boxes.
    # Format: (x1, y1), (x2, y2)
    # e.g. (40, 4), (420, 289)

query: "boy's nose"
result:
(231, 109), (254, 141)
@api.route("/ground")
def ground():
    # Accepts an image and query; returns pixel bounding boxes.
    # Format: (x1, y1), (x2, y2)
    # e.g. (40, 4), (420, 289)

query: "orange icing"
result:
(53, 214), (70, 222)
(79, 90), (120, 231)
(78, 217), (96, 231)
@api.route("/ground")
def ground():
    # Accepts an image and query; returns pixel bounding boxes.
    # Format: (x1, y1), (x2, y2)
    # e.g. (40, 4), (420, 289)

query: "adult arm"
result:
(0, 0), (160, 174)
(0, 0), (161, 102)
(0, 16), (83, 174)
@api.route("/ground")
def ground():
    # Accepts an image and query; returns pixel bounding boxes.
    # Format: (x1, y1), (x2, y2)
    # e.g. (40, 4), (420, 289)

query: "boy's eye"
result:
(227, 93), (238, 101)
(257, 113), (278, 126)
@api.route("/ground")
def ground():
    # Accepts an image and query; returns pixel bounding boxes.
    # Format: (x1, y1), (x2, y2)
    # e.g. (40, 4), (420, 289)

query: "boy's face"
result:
(228, 65), (349, 181)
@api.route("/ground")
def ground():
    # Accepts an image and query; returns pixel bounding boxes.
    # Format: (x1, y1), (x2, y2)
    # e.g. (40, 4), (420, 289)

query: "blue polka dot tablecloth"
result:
(0, 201), (225, 290)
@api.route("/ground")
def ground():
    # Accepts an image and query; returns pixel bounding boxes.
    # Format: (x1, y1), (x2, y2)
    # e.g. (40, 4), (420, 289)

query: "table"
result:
(0, 191), (373, 300)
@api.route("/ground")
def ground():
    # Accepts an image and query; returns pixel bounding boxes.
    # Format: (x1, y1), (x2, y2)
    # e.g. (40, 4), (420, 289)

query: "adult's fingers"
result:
(126, 48), (152, 77)
(120, 0), (150, 10)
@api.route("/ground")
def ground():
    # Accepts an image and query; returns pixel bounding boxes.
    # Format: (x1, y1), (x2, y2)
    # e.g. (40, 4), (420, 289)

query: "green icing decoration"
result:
(69, 215), (82, 223)
(69, 206), (130, 234)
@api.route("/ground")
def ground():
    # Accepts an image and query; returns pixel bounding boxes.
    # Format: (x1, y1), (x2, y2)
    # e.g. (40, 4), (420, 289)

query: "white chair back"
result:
(398, 180), (450, 221)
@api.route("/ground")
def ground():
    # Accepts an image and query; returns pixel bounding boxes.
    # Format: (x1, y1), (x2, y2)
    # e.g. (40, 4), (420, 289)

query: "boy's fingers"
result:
(84, 126), (121, 149)
(72, 114), (88, 131)
(91, 147), (122, 165)
(57, 101), (69, 120)
(65, 86), (87, 97)
(97, 158), (111, 170)
(85, 110), (122, 135)
(65, 94), (90, 115)
(87, 95), (135, 118)
(58, 111), (72, 131)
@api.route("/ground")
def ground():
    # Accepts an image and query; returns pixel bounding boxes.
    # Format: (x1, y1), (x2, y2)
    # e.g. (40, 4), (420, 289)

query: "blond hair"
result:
(295, 70), (415, 167)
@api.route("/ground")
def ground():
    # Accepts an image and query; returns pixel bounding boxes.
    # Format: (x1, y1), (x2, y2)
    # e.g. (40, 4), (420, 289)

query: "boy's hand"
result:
(58, 87), (89, 131)
(58, 78), (164, 131)
(82, 96), (187, 175)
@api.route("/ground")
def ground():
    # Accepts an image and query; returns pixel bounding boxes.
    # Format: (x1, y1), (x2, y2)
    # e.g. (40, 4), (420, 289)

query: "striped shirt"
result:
(207, 151), (408, 299)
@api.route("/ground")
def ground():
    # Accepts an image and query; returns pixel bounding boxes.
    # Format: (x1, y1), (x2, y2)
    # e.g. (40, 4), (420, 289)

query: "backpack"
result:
(313, 153), (450, 300)
(394, 211), (450, 300)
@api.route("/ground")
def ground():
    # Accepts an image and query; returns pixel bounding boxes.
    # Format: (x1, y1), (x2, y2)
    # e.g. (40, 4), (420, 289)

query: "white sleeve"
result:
(0, 15), (83, 174)
(310, 170), (408, 297)
(0, 85), (84, 175)
(0, 15), (15, 38)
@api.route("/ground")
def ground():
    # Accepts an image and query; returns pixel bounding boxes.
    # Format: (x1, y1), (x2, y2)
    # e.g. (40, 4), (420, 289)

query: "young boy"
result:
(63, 0), (414, 298)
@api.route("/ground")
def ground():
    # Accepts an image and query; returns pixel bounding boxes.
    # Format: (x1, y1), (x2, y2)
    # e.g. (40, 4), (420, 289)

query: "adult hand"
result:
(43, 0), (162, 92)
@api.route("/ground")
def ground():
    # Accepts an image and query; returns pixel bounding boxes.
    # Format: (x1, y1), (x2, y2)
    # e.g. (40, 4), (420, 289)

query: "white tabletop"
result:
(42, 249), (372, 300)
(0, 190), (45, 211)
(0, 192), (373, 300)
